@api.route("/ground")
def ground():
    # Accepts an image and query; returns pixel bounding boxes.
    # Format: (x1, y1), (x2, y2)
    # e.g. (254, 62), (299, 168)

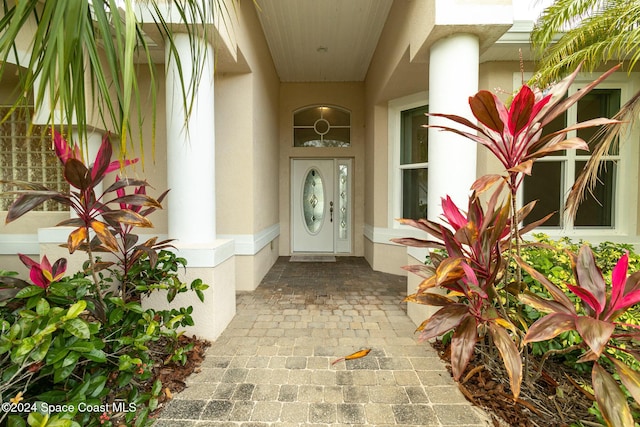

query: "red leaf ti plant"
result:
(1, 131), (168, 306)
(394, 63), (626, 402)
(519, 246), (640, 427)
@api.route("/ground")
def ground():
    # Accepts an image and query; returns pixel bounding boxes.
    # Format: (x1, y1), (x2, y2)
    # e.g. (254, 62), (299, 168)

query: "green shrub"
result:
(0, 253), (208, 427)
(515, 233), (640, 371)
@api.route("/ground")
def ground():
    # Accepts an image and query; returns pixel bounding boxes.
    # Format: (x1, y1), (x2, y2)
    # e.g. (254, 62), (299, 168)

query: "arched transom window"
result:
(293, 105), (351, 147)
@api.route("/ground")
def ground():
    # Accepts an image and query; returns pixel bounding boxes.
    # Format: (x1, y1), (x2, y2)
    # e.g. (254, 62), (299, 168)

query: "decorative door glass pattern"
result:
(293, 105), (351, 147)
(302, 169), (325, 234)
(338, 164), (348, 239)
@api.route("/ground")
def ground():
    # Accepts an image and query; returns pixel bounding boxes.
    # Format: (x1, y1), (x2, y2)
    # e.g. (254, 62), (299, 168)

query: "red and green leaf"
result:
(101, 210), (153, 228)
(566, 284), (602, 315)
(5, 193), (61, 223)
(572, 246), (606, 315)
(515, 256), (576, 314)
(490, 323), (522, 399)
(441, 196), (467, 229)
(616, 290), (640, 312)
(518, 292), (575, 315)
(451, 315), (478, 381)
(469, 91), (507, 134)
(592, 363), (635, 427)
(391, 237), (444, 249)
(401, 264), (435, 280)
(610, 357), (640, 406)
(609, 252), (629, 312)
(575, 317), (615, 358)
(524, 312), (576, 343)
(417, 303), (469, 341)
(107, 194), (163, 210)
(508, 85), (535, 137)
(64, 158), (90, 190)
(404, 292), (454, 306)
(90, 134), (114, 184)
(434, 257), (466, 287)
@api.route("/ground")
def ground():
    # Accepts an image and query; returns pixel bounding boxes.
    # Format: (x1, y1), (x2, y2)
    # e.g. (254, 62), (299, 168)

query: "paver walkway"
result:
(153, 257), (491, 426)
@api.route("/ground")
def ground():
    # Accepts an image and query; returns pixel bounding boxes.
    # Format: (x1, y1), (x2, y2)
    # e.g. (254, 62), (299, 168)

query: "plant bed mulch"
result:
(432, 339), (600, 427)
(150, 335), (211, 402)
(139, 335), (210, 416)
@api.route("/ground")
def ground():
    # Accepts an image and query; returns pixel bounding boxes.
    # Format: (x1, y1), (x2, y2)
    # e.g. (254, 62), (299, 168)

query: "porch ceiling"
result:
(253, 0), (393, 82)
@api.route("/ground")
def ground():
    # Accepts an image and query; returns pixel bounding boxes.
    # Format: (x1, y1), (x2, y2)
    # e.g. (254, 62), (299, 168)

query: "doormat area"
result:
(289, 255), (336, 262)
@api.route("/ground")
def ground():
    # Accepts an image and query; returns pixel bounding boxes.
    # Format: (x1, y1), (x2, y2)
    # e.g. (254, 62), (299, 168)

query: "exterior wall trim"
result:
(0, 234), (39, 254)
(219, 223), (280, 256)
(363, 223), (429, 262)
(3, 224), (280, 258)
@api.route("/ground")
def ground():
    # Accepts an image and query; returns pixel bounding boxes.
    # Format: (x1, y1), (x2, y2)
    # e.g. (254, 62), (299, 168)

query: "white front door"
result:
(292, 158), (352, 253)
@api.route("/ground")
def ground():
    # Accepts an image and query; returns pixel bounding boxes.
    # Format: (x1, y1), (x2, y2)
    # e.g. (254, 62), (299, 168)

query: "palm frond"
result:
(0, 0), (235, 162)
(532, 0), (640, 86)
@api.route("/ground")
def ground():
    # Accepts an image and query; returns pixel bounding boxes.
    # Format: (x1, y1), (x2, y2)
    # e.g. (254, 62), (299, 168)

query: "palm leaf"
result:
(0, 0), (233, 161)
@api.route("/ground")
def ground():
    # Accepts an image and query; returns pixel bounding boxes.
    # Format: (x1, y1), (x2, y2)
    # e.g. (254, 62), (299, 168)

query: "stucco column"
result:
(427, 34), (479, 221)
(165, 33), (216, 245)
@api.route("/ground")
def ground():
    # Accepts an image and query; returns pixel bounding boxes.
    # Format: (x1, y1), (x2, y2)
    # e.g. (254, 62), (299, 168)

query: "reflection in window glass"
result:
(293, 106), (351, 147)
(574, 160), (615, 227)
(523, 161), (563, 227)
(403, 168), (428, 220)
(522, 88), (620, 229)
(400, 105), (428, 219)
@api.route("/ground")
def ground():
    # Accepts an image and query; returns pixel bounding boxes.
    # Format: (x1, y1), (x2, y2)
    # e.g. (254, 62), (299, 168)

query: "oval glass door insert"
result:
(302, 168), (325, 234)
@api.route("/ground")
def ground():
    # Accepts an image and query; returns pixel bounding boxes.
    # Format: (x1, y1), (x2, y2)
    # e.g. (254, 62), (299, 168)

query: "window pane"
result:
(402, 168), (427, 219)
(574, 160), (615, 227)
(542, 108), (567, 156)
(302, 168), (325, 234)
(401, 106), (428, 165)
(523, 161), (563, 226)
(577, 89), (621, 155)
(294, 128), (319, 146)
(294, 107), (321, 126)
(293, 105), (351, 147)
(324, 128), (350, 147)
(322, 107), (350, 126)
(338, 164), (348, 240)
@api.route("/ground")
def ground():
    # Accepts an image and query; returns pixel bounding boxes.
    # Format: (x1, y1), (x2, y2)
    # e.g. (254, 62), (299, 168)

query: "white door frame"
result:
(291, 158), (352, 254)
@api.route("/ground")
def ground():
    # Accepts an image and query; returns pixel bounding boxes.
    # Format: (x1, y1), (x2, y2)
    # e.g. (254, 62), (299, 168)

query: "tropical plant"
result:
(1, 131), (167, 305)
(393, 187), (531, 398)
(0, 258), (206, 427)
(426, 62), (621, 232)
(518, 246), (640, 427)
(18, 254), (67, 290)
(393, 64), (624, 403)
(0, 0), (234, 158)
(531, 0), (640, 219)
(532, 0), (640, 88)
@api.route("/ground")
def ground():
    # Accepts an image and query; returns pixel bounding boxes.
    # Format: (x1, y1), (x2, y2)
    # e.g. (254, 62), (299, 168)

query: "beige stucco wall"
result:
(217, 0), (280, 239)
(278, 82), (366, 256)
(362, 1), (430, 274)
(215, 0), (281, 289)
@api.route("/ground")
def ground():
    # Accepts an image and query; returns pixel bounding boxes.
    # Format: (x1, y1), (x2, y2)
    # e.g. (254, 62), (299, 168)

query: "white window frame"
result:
(388, 91), (429, 229)
(516, 72), (640, 241)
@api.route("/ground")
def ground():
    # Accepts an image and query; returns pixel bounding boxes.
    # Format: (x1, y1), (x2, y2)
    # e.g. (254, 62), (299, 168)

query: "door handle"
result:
(330, 201), (334, 222)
